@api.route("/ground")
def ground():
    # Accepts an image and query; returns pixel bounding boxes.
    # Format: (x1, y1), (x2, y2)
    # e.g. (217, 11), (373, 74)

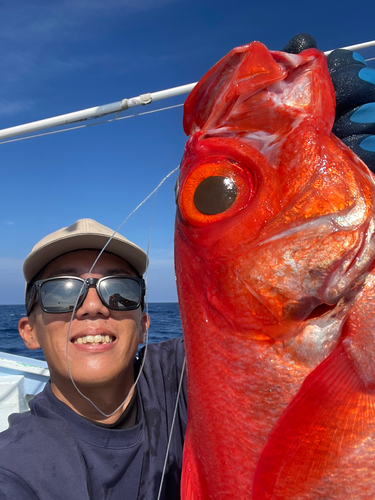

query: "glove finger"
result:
(328, 49), (375, 171)
(333, 103), (375, 137)
(281, 39), (375, 172)
(340, 134), (375, 172)
(327, 50), (375, 114)
(282, 33), (317, 54)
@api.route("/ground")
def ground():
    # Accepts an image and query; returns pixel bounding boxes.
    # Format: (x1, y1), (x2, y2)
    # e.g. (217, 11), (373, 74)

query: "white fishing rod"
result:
(0, 39), (374, 142)
(0, 83), (195, 141)
(325, 39), (375, 55)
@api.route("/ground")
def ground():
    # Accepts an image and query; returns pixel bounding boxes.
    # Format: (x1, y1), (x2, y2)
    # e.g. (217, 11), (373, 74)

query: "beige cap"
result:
(23, 218), (148, 283)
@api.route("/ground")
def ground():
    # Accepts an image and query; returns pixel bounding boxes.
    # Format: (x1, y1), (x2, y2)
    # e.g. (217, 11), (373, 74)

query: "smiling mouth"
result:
(71, 335), (115, 345)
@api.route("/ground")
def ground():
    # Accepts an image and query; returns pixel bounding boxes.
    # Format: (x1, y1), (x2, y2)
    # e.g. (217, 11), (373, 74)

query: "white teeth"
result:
(72, 335), (115, 345)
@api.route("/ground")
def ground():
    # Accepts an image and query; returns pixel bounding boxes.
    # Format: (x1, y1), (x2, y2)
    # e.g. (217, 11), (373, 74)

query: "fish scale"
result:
(180, 295), (320, 496)
(175, 41), (375, 498)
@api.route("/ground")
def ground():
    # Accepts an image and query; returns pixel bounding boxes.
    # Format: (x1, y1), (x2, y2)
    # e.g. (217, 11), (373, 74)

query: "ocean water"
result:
(0, 303), (183, 361)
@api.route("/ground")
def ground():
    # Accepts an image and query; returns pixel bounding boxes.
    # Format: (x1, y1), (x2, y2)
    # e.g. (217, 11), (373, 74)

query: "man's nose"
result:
(75, 285), (110, 318)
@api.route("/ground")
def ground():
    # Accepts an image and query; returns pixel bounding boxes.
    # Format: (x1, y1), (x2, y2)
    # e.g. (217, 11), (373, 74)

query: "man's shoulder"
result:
(137, 337), (187, 448)
(138, 337), (185, 374)
(137, 337), (186, 402)
(0, 408), (75, 454)
(0, 411), (59, 473)
(139, 337), (184, 359)
(0, 411), (32, 449)
(0, 409), (88, 497)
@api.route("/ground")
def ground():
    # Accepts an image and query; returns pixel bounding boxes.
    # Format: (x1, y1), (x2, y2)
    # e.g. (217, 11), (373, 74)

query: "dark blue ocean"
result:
(0, 303), (183, 361)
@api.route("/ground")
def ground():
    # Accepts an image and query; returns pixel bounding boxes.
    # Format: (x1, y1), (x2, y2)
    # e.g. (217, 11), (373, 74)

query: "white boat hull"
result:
(0, 352), (49, 432)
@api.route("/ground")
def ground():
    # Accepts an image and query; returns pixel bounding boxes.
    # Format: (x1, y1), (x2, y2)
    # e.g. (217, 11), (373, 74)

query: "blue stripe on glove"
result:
(328, 50), (375, 172)
(283, 35), (375, 172)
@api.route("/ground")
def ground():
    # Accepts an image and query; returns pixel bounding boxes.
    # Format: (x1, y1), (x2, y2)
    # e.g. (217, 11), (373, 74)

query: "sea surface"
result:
(0, 303), (183, 361)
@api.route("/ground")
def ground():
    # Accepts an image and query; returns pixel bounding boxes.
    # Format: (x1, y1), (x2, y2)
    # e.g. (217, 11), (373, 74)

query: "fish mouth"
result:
(304, 303), (337, 321)
(283, 299), (338, 324)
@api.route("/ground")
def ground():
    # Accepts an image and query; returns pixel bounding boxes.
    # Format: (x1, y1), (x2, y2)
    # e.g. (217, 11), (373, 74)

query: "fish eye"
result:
(178, 158), (254, 226)
(194, 176), (237, 215)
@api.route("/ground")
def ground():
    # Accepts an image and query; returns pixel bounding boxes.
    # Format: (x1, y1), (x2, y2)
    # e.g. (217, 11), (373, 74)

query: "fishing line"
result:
(156, 356), (186, 500)
(136, 177), (159, 393)
(0, 103), (184, 146)
(65, 164), (180, 418)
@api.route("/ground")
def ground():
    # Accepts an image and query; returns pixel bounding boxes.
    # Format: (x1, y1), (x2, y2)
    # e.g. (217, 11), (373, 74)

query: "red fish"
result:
(174, 41), (375, 499)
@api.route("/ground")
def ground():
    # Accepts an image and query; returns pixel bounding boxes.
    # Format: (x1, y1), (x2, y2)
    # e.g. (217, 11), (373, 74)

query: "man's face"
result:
(20, 249), (149, 391)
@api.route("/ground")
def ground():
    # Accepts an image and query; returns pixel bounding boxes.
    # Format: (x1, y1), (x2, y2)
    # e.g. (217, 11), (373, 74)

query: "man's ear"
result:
(18, 316), (41, 350)
(139, 313), (150, 344)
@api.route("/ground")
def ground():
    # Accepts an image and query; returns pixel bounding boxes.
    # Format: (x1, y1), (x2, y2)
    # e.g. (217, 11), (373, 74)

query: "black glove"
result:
(283, 34), (375, 173)
(282, 33), (318, 54)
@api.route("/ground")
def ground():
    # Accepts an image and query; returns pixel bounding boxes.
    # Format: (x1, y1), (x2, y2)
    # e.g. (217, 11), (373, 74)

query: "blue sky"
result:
(0, 0), (374, 305)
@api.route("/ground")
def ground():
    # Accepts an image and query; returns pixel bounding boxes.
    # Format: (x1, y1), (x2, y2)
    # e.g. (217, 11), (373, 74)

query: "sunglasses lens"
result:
(40, 279), (84, 313)
(99, 277), (141, 310)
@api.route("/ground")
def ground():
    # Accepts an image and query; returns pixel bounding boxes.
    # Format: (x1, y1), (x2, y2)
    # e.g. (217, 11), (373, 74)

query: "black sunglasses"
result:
(27, 275), (145, 315)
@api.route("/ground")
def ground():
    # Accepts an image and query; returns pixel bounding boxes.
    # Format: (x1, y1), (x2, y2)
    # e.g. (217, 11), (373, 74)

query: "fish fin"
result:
(341, 271), (375, 390)
(253, 342), (375, 499)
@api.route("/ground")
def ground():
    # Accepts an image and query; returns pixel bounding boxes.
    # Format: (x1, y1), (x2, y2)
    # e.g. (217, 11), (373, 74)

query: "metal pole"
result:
(0, 83), (198, 140)
(0, 40), (373, 141)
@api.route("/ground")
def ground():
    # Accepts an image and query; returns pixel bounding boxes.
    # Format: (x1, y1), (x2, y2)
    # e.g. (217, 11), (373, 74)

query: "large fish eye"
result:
(194, 176), (237, 215)
(178, 158), (254, 226)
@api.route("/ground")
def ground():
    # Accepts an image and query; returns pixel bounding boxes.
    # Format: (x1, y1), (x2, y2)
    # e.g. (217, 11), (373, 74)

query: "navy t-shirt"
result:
(0, 338), (187, 500)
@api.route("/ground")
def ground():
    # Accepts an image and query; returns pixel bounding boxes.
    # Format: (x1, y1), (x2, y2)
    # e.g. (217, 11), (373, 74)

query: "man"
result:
(0, 218), (187, 500)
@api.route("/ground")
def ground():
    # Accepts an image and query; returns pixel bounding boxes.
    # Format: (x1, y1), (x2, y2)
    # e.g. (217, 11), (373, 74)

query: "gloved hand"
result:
(283, 34), (375, 173)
